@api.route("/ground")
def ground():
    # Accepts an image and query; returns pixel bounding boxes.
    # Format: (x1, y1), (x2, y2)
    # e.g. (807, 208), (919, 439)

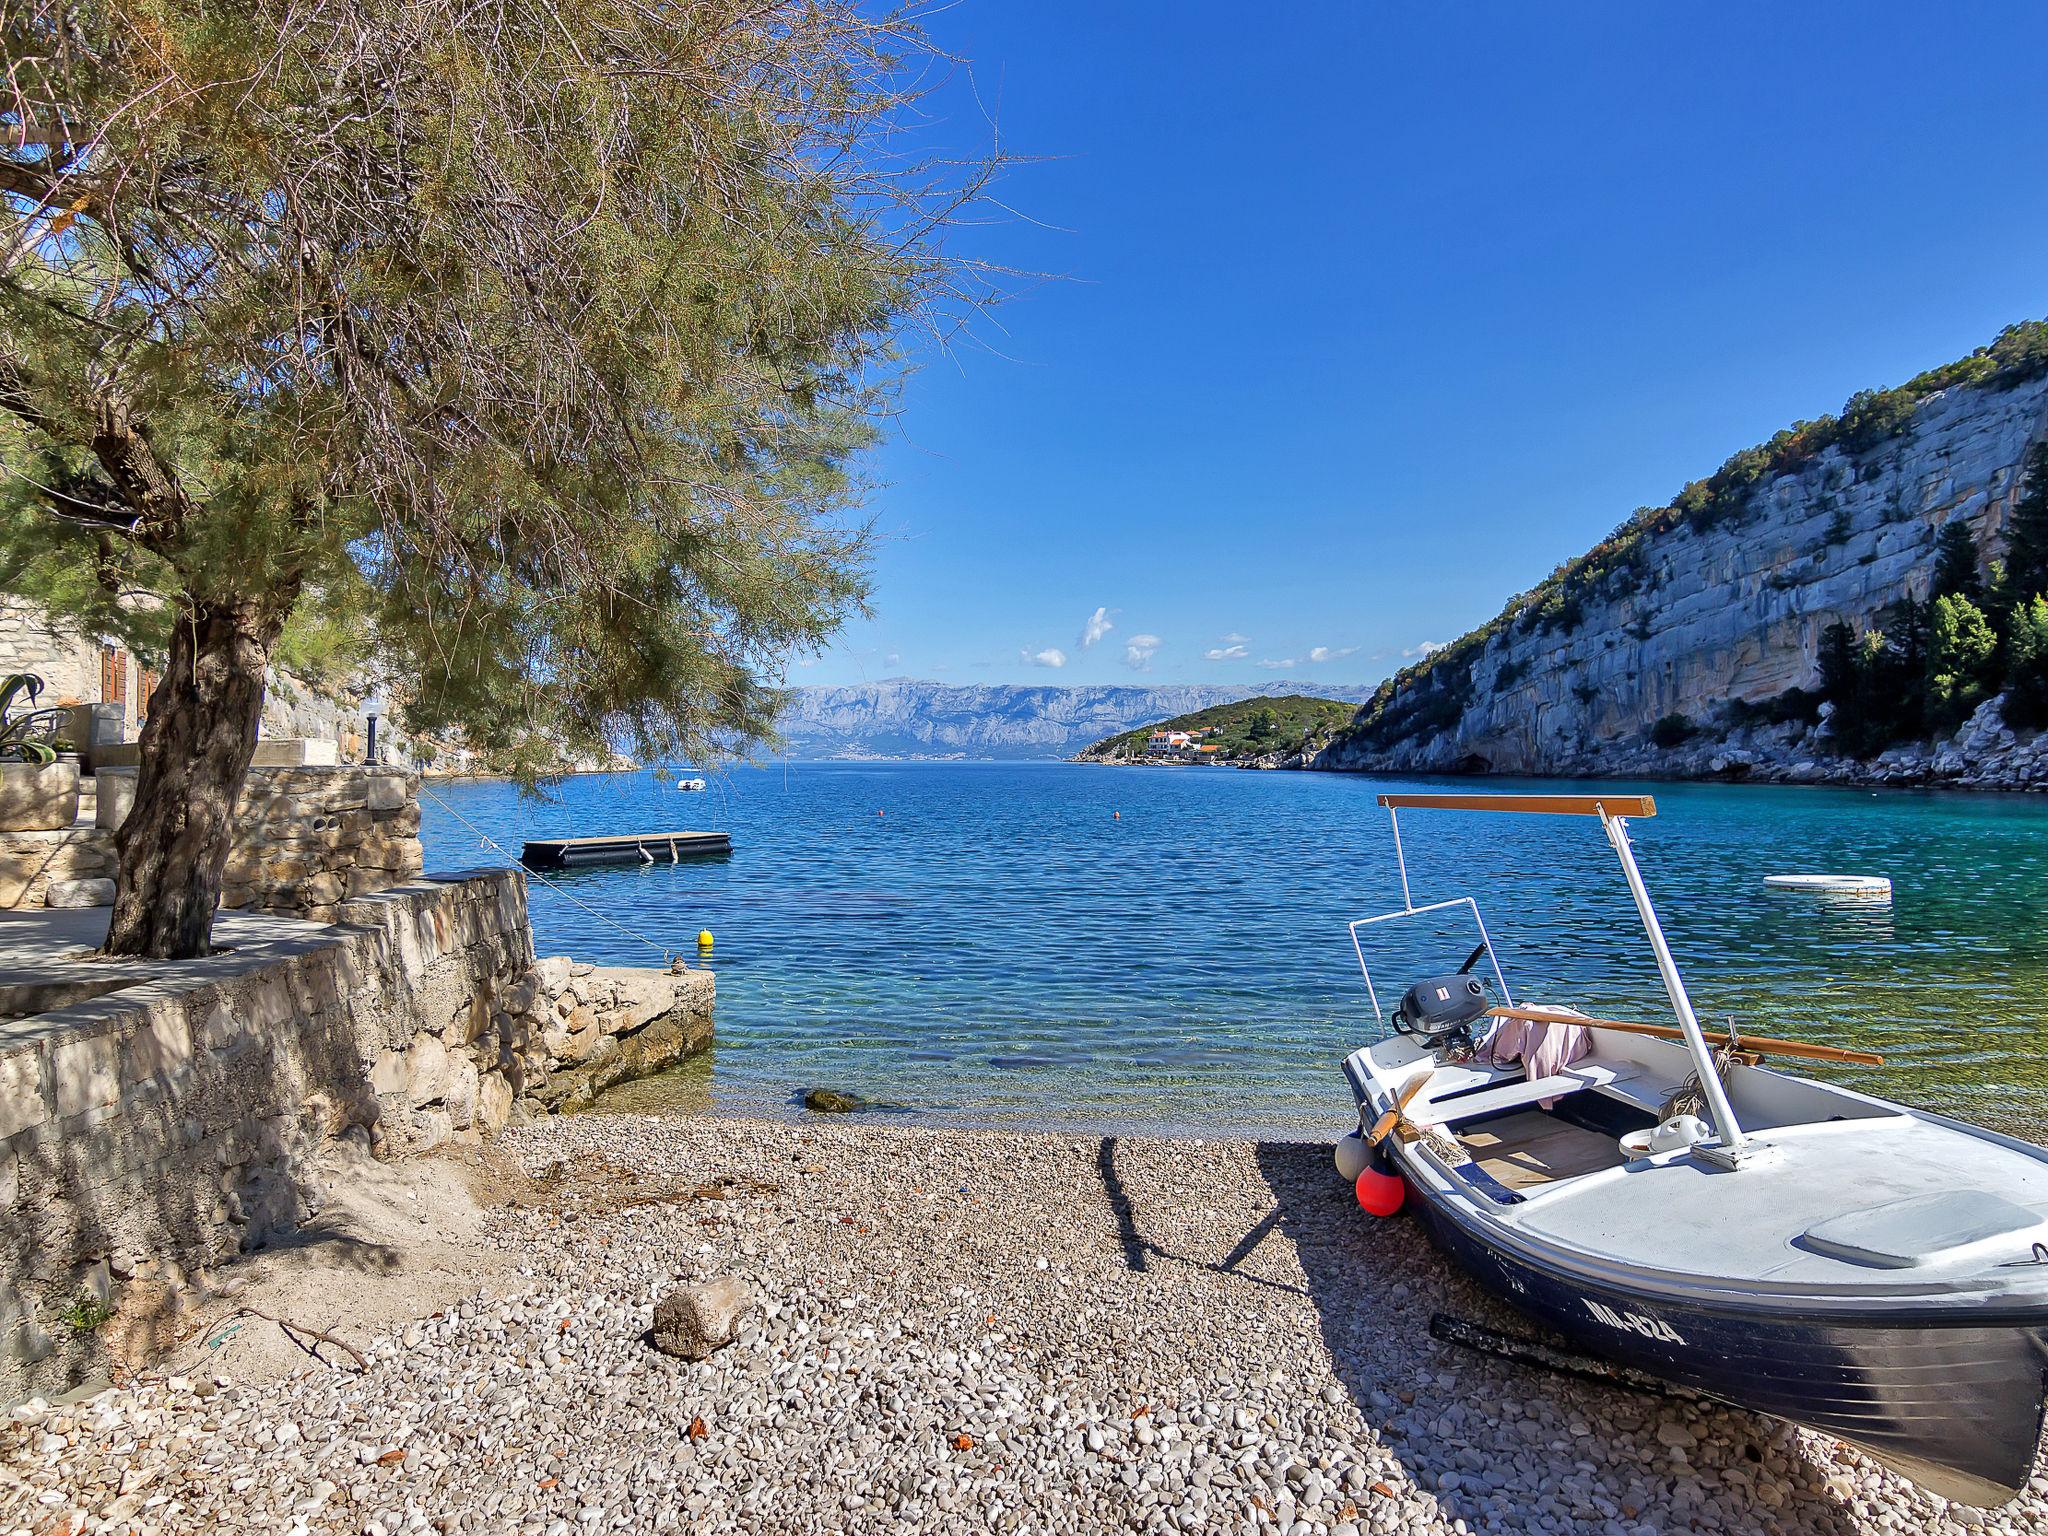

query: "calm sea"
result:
(418, 762), (2048, 1142)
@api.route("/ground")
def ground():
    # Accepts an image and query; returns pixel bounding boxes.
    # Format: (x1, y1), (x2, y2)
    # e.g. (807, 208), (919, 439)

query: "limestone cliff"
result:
(1319, 331), (2048, 784)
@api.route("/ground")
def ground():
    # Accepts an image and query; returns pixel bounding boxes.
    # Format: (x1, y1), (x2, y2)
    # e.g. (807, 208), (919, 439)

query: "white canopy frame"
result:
(1359, 792), (1754, 1166)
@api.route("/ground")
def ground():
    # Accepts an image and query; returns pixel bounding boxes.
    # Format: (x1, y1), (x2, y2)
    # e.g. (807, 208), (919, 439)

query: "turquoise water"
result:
(418, 763), (2048, 1140)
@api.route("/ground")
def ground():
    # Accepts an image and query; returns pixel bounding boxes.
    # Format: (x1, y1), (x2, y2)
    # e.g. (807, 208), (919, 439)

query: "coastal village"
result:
(2, 7), (2047, 1536)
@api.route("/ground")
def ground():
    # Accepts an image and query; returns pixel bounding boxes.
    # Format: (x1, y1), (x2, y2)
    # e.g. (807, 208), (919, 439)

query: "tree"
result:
(2005, 595), (2048, 729)
(1924, 593), (1998, 732)
(1999, 442), (2048, 618)
(1931, 519), (1984, 606)
(1, 1), (995, 957)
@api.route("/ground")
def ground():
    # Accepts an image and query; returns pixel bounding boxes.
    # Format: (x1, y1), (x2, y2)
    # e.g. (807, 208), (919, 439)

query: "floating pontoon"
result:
(520, 830), (731, 868)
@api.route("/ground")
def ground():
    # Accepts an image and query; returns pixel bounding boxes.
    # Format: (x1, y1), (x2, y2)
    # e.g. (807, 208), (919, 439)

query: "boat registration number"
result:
(1585, 1299), (1686, 1345)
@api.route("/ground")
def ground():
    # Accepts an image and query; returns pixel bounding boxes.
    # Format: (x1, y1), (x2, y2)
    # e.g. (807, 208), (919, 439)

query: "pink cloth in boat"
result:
(1483, 1009), (1592, 1107)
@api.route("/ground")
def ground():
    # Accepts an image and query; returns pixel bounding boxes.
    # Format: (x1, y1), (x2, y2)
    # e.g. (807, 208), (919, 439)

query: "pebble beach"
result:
(5, 1114), (2044, 1536)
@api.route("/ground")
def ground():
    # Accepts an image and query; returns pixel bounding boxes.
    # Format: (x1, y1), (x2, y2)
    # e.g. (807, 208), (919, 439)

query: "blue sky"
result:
(799, 2), (2048, 689)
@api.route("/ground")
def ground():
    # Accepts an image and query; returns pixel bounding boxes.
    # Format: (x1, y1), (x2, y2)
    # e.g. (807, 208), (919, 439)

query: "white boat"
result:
(675, 776), (707, 791)
(1337, 792), (2048, 1506)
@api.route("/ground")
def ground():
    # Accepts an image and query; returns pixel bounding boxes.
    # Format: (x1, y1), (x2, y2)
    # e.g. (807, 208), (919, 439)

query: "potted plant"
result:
(0, 674), (82, 831)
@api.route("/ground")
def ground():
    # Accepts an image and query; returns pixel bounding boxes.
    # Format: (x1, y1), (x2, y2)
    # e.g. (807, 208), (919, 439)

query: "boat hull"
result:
(1399, 1165), (2048, 1506)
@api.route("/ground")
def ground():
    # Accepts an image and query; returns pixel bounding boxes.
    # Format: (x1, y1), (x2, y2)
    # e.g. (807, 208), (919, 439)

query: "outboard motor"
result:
(1390, 942), (1493, 1060)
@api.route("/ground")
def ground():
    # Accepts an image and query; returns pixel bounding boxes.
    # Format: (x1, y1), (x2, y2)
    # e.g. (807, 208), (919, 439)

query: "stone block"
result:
(476, 1071), (514, 1130)
(605, 969), (680, 1034)
(44, 877), (114, 909)
(444, 1058), (480, 1129)
(652, 1277), (754, 1360)
(0, 762), (78, 832)
(404, 1033), (450, 1107)
(250, 738), (339, 768)
(121, 1005), (193, 1086)
(193, 1001), (244, 1054)
(368, 1048), (407, 1096)
(93, 768), (138, 829)
(0, 1049), (47, 1139)
(366, 774), (410, 812)
(50, 1033), (120, 1117)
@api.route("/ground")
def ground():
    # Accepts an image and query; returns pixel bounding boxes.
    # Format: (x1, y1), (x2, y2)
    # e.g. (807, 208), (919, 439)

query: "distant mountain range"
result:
(774, 679), (1379, 759)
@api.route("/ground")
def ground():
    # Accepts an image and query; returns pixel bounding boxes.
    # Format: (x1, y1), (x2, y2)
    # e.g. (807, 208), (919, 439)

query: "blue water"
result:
(418, 763), (2048, 1140)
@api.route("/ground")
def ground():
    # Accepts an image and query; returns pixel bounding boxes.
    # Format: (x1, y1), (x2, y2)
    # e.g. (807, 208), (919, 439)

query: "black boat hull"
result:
(1400, 1169), (2048, 1506)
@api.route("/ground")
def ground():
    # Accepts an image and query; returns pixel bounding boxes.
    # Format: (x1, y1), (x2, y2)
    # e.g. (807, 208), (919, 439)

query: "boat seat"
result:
(1797, 1190), (2048, 1269)
(1412, 1063), (1642, 1128)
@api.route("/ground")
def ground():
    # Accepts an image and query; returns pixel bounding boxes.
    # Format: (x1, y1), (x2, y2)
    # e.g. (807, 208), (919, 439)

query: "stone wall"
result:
(218, 767), (425, 922)
(0, 599), (109, 721)
(0, 869), (712, 1399)
(0, 767), (426, 918)
(1318, 370), (2048, 778)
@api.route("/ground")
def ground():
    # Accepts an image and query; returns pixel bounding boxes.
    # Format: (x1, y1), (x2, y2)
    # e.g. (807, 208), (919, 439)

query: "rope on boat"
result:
(415, 781), (680, 967)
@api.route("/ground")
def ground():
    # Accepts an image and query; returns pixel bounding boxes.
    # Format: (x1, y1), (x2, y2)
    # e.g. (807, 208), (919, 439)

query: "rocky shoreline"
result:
(1308, 692), (2048, 792)
(6, 1114), (2041, 1535)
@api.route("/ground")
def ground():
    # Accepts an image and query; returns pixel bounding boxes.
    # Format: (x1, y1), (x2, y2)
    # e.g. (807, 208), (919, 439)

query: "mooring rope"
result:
(415, 781), (680, 966)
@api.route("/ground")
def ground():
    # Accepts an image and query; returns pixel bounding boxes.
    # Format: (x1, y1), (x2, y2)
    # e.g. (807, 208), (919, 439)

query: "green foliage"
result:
(1817, 613), (1929, 757)
(2005, 595), (2048, 729)
(1086, 696), (1360, 760)
(0, 673), (58, 765)
(0, 0), (994, 781)
(1931, 519), (1984, 605)
(57, 1293), (113, 1335)
(1649, 714), (1694, 749)
(1924, 594), (1999, 731)
(1997, 443), (2048, 622)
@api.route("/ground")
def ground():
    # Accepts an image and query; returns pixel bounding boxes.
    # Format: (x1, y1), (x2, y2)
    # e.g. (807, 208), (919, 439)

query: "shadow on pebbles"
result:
(3, 1114), (2043, 1535)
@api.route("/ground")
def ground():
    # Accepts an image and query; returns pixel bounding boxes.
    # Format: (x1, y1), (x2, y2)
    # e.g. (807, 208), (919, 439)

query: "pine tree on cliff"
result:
(1999, 442), (2048, 613)
(0, 2), (997, 959)
(1931, 519), (1984, 605)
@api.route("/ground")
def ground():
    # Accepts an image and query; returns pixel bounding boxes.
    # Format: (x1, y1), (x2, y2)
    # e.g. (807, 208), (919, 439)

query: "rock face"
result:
(779, 680), (1379, 760)
(1317, 367), (2048, 783)
(518, 961), (715, 1112)
(651, 1275), (755, 1361)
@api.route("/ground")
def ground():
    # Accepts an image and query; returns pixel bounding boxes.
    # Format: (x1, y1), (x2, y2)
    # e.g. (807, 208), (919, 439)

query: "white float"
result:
(1763, 873), (1892, 899)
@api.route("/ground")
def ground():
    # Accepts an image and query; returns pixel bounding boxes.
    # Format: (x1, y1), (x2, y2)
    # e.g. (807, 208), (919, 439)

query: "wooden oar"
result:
(1487, 1005), (1885, 1066)
(1368, 1069), (1434, 1145)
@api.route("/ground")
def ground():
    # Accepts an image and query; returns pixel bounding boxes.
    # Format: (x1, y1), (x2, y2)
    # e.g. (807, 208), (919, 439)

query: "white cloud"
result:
(1256, 658), (1298, 670)
(1123, 633), (1162, 670)
(793, 655), (819, 668)
(1220, 631), (1250, 644)
(1403, 640), (1447, 658)
(1080, 606), (1115, 648)
(885, 652), (901, 667)
(1204, 644), (1249, 661)
(1306, 644), (1359, 664)
(1023, 646), (1068, 669)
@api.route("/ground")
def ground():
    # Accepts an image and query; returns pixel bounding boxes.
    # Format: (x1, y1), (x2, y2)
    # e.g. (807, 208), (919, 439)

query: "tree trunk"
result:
(102, 589), (297, 959)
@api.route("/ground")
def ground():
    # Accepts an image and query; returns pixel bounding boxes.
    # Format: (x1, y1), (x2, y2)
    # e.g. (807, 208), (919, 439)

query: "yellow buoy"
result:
(697, 929), (714, 948)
